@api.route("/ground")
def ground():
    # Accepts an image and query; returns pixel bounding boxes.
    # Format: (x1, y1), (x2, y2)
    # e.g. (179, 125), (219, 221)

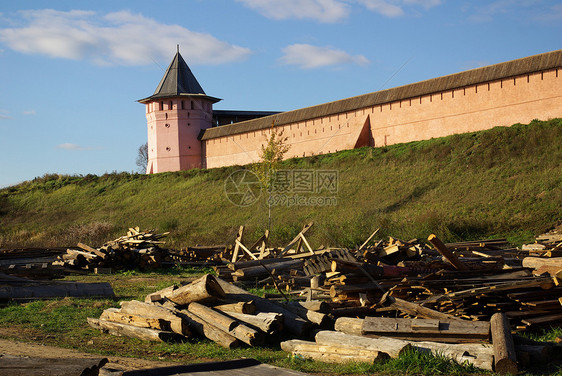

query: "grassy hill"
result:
(1, 118), (561, 249)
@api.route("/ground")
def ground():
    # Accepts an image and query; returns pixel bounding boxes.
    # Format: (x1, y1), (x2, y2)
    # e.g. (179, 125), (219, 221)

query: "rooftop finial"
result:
(177, 44), (180, 53)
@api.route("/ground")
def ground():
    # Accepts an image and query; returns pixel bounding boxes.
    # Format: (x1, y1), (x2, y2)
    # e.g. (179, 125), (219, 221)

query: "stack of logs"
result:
(88, 274), (312, 348)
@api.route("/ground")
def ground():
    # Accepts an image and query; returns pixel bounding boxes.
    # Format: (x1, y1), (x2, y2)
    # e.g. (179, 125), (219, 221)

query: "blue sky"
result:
(0, 0), (560, 188)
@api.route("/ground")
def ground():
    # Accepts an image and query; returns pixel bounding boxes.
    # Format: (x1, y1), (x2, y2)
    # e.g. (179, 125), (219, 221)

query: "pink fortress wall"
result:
(203, 68), (561, 168)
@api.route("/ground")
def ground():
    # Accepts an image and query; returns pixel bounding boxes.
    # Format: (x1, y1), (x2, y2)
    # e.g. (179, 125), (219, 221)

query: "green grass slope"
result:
(1, 119), (561, 249)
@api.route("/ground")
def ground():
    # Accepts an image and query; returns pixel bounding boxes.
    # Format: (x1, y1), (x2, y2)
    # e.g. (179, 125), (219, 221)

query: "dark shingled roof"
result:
(201, 49), (562, 140)
(139, 51), (220, 103)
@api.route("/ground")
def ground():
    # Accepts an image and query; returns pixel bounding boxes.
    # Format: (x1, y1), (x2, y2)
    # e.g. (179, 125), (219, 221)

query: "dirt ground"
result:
(0, 327), (177, 372)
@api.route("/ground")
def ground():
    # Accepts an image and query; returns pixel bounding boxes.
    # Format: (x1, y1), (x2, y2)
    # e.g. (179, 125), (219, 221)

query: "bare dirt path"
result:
(0, 328), (178, 372)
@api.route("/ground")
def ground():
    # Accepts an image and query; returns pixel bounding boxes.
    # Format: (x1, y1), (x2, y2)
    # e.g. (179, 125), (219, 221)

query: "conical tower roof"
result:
(139, 49), (220, 103)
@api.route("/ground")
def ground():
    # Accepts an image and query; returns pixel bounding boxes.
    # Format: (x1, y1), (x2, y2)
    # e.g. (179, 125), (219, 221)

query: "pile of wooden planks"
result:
(55, 227), (172, 271)
(0, 247), (70, 279)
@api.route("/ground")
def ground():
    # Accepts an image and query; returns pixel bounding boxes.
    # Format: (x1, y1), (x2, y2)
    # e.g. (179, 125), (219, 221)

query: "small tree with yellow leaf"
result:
(252, 126), (290, 231)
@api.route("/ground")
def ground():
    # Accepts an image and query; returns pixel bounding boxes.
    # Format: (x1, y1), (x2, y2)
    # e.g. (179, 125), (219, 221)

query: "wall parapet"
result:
(201, 49), (562, 141)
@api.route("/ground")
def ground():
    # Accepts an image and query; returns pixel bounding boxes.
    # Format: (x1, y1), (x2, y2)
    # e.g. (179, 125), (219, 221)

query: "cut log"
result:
(315, 330), (411, 358)
(283, 302), (330, 326)
(215, 277), (310, 336)
(490, 313), (518, 374)
(87, 317), (183, 342)
(331, 259), (384, 276)
(522, 257), (562, 270)
(174, 307), (239, 349)
(213, 300), (256, 314)
(230, 323), (264, 346)
(232, 260), (303, 279)
(188, 302), (262, 346)
(295, 300), (329, 312)
(100, 307), (169, 331)
(119, 300), (191, 337)
(188, 302), (238, 331)
(334, 317), (364, 335)
(145, 285), (177, 303)
(280, 339), (388, 364)
(228, 257), (292, 271)
(165, 274), (225, 305)
(224, 311), (283, 335)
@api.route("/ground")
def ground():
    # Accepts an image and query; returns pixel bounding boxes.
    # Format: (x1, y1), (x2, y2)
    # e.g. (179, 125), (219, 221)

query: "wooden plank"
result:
(235, 239), (259, 260)
(77, 242), (107, 259)
(0, 355), (107, 376)
(387, 296), (461, 321)
(358, 228), (380, 252)
(230, 226), (244, 263)
(362, 317), (490, 340)
(521, 313), (562, 326)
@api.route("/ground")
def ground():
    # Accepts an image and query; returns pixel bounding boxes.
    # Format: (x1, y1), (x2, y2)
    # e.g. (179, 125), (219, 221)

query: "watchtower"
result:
(138, 48), (220, 173)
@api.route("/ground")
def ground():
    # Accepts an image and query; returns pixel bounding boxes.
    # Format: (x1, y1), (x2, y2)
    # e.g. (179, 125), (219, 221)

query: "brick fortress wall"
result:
(201, 52), (561, 169)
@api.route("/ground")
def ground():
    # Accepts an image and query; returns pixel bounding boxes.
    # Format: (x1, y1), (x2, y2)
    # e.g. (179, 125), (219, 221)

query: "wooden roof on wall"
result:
(200, 49), (562, 141)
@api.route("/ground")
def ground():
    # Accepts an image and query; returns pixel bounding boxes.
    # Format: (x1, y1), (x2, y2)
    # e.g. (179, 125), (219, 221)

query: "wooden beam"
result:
(279, 222), (314, 256)
(231, 226), (244, 263)
(428, 234), (468, 270)
(358, 228), (380, 251)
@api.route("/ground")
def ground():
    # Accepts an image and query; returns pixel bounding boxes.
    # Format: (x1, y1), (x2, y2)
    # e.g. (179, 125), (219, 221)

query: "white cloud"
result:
(0, 9), (252, 66)
(531, 4), (562, 23)
(23, 109), (36, 115)
(0, 109), (11, 120)
(235, 0), (349, 22)
(465, 0), (555, 23)
(403, 0), (442, 8)
(355, 0), (442, 17)
(237, 0), (442, 21)
(279, 44), (369, 69)
(56, 143), (94, 151)
(355, 0), (404, 17)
